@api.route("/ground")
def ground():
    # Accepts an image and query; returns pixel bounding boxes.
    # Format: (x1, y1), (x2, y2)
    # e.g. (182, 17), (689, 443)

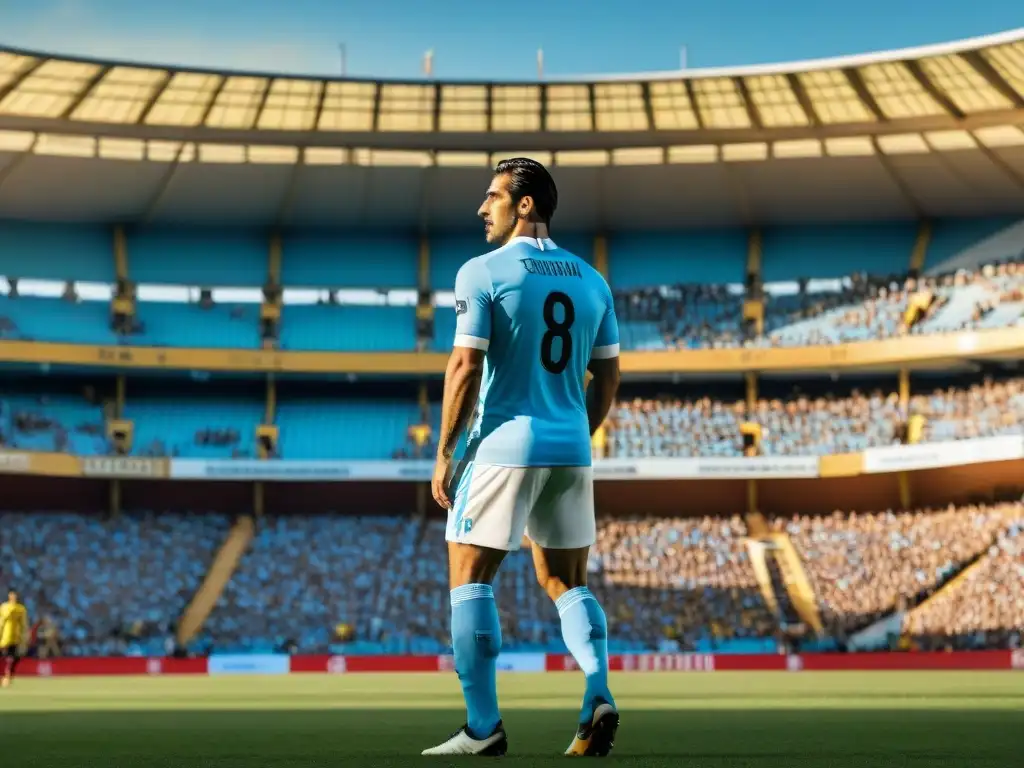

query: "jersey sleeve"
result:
(452, 258), (492, 351)
(591, 286), (620, 360)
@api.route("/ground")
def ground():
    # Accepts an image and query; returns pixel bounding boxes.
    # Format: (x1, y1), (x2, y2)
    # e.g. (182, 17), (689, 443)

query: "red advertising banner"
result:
(18, 657), (208, 677)
(11, 650), (1018, 678)
(289, 655), (446, 674)
(546, 653), (788, 672)
(793, 650), (1012, 671)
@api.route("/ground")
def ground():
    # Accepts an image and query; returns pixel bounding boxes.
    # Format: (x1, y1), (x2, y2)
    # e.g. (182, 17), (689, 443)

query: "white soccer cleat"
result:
(422, 723), (508, 756)
(565, 700), (619, 757)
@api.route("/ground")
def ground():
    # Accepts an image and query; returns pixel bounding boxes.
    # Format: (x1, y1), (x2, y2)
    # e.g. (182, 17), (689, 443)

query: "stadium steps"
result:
(743, 539), (780, 616)
(766, 534), (824, 634)
(903, 510), (1020, 623)
(176, 515), (256, 645)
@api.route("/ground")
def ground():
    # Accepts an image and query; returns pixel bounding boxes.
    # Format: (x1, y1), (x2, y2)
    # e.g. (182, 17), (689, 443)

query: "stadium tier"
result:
(0, 220), (1021, 352)
(4, 376), (1021, 459)
(3, 504), (1021, 657)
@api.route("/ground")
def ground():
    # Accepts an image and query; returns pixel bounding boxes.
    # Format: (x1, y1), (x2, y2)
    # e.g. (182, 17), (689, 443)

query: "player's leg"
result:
(6, 648), (20, 685)
(446, 540), (505, 746)
(527, 467), (618, 757)
(1, 647), (12, 687)
(423, 463), (540, 756)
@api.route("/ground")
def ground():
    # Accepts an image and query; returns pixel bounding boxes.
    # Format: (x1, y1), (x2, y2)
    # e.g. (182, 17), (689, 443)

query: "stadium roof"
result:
(0, 30), (1022, 228)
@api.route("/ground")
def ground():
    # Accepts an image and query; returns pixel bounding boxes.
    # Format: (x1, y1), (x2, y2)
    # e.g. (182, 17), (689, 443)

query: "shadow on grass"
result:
(3, 707), (1021, 768)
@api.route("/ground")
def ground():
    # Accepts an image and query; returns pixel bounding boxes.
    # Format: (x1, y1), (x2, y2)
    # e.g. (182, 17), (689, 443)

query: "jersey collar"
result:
(507, 236), (557, 251)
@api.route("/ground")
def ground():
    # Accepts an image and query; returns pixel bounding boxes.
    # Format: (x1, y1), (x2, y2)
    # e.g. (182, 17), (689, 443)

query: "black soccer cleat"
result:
(565, 699), (619, 757)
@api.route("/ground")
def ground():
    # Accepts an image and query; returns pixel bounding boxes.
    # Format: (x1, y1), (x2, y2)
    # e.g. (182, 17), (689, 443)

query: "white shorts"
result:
(445, 463), (596, 551)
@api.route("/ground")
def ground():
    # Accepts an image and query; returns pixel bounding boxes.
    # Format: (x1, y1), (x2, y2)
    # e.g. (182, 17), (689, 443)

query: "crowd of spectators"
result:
(904, 514), (1024, 650)
(612, 260), (1022, 350)
(776, 502), (1021, 633)
(4, 502), (1021, 657)
(613, 284), (747, 349)
(601, 376), (1023, 459)
(0, 511), (229, 657)
(200, 513), (774, 655)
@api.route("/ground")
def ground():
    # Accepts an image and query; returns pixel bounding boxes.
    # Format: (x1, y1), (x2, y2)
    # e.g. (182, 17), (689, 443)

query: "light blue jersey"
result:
(452, 236), (619, 467)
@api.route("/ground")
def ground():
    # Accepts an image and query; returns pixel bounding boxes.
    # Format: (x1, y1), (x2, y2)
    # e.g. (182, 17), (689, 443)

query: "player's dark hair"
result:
(494, 157), (558, 226)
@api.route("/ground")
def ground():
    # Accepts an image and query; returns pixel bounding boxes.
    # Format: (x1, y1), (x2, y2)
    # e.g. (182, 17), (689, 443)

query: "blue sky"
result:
(0, 0), (1020, 80)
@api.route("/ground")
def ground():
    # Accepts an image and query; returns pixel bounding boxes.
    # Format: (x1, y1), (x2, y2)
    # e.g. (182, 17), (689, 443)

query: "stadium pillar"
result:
(898, 471), (913, 511)
(746, 478), (758, 515)
(743, 229), (764, 336)
(265, 374), (277, 425)
(909, 220), (932, 276)
(109, 479), (122, 518)
(418, 236), (430, 291)
(268, 231), (282, 286)
(416, 483), (427, 518)
(745, 372), (758, 411)
(254, 481), (265, 519)
(115, 375), (126, 419)
(113, 225), (128, 281)
(746, 228), (763, 280)
(415, 236), (435, 351)
(898, 368), (910, 409)
(593, 234), (609, 279)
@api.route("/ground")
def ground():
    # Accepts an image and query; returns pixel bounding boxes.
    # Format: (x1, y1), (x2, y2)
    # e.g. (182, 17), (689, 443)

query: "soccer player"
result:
(424, 158), (620, 757)
(0, 589), (28, 688)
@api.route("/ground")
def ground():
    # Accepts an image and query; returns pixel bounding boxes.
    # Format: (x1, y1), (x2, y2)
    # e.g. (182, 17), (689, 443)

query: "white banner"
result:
(172, 456), (818, 482)
(593, 456), (818, 480)
(0, 451), (32, 474)
(862, 435), (1024, 474)
(171, 459), (432, 482)
(167, 437), (1021, 482)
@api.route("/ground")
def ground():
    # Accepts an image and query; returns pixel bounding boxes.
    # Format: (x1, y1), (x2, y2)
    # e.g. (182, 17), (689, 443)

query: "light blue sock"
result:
(556, 586), (615, 724)
(450, 583), (502, 739)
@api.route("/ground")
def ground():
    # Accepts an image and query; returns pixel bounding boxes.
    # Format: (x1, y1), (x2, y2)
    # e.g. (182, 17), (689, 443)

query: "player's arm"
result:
(587, 293), (620, 436)
(437, 260), (491, 462)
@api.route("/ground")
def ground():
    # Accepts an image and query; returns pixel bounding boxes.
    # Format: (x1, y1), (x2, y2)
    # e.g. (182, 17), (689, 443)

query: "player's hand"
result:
(432, 456), (453, 510)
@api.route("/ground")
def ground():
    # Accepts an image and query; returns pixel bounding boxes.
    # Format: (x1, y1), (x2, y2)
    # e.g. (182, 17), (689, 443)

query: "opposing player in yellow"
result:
(1, 589), (28, 688)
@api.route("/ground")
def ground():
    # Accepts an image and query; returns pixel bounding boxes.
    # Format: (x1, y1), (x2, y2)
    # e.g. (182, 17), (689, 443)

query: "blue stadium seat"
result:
(281, 305), (416, 351)
(128, 227), (267, 286)
(282, 234), (417, 288)
(125, 398), (264, 458)
(608, 231), (747, 288)
(0, 222), (115, 282)
(0, 296), (119, 345)
(135, 302), (261, 348)
(276, 399), (418, 459)
(761, 224), (917, 282)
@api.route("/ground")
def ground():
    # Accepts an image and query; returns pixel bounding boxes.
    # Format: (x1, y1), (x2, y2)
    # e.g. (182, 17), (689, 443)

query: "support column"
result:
(416, 235), (434, 351)
(268, 231), (282, 286)
(898, 368), (910, 410)
(909, 220), (932, 276)
(109, 479), (122, 518)
(745, 372), (758, 411)
(113, 225), (128, 281)
(418, 235), (430, 292)
(265, 374), (277, 425)
(254, 482), (265, 519)
(115, 374), (126, 420)
(743, 228), (764, 336)
(593, 234), (609, 279)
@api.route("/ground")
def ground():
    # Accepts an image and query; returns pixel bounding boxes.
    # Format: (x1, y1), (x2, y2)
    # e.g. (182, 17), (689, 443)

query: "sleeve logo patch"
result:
(455, 299), (468, 315)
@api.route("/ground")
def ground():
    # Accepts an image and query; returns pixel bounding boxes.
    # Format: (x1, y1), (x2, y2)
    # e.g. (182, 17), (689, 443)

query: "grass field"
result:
(2, 671), (1022, 767)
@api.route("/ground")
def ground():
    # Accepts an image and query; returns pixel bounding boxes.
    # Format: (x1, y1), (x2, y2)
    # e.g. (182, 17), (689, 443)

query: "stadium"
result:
(0, 24), (1023, 766)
